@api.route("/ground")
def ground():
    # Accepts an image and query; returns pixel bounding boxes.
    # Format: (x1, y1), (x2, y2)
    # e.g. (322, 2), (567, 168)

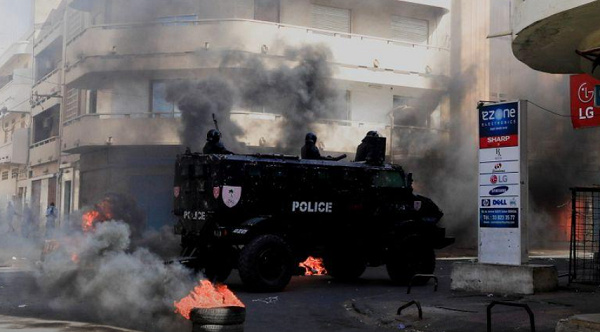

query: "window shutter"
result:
(311, 4), (351, 33)
(391, 16), (428, 44)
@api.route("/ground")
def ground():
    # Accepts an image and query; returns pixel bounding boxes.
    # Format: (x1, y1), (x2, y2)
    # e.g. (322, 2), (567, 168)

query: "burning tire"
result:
(192, 324), (244, 332)
(323, 251), (366, 281)
(238, 234), (293, 292)
(386, 237), (435, 285)
(191, 306), (246, 325)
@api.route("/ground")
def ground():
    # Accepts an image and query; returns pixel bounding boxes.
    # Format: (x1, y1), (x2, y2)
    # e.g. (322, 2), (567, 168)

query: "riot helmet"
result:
(366, 130), (380, 138)
(305, 132), (317, 144)
(207, 129), (221, 143)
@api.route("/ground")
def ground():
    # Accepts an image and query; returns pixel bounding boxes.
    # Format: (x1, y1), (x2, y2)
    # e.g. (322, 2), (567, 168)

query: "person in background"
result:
(5, 201), (16, 233)
(45, 202), (57, 237)
(203, 129), (234, 155)
(355, 130), (380, 162)
(301, 132), (322, 160)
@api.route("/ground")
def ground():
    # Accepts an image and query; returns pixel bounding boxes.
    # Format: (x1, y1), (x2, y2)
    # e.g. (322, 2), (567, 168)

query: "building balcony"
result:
(0, 81), (31, 113)
(0, 129), (28, 165)
(31, 68), (62, 117)
(65, 19), (450, 91)
(512, 0), (600, 76)
(35, 20), (63, 55)
(0, 41), (30, 76)
(29, 136), (60, 166)
(61, 110), (446, 156)
(61, 113), (181, 153)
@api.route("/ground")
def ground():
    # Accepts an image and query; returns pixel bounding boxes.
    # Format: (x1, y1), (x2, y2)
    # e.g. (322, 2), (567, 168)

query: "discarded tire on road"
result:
(191, 307), (246, 332)
(192, 324), (244, 332)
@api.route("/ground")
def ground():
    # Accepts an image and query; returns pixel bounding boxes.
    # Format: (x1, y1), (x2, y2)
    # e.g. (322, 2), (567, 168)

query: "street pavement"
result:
(0, 257), (599, 332)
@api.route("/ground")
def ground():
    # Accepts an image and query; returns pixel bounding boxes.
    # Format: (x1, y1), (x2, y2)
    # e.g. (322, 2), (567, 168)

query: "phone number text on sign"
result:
(480, 208), (519, 228)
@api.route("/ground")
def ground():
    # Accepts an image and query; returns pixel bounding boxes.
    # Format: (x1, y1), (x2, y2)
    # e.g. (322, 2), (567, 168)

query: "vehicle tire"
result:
(190, 307), (246, 325)
(323, 251), (366, 281)
(238, 234), (293, 292)
(386, 239), (435, 285)
(192, 324), (244, 332)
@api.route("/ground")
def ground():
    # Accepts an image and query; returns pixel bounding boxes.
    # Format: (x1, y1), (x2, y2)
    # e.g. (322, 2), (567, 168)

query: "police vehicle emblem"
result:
(174, 186), (180, 198)
(223, 186), (242, 208)
(213, 186), (220, 199)
(414, 201), (422, 211)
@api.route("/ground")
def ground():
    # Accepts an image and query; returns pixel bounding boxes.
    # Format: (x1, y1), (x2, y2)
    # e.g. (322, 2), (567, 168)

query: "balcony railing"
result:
(63, 111), (181, 127)
(30, 136), (59, 149)
(60, 110), (446, 156)
(67, 18), (449, 51)
(65, 18), (450, 81)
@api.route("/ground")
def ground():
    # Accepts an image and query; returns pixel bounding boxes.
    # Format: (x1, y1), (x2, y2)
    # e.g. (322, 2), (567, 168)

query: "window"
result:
(1, 171), (8, 180)
(11, 169), (18, 179)
(33, 105), (60, 143)
(88, 90), (97, 114)
(311, 4), (351, 33)
(391, 16), (429, 44)
(157, 15), (198, 26)
(255, 0), (280, 23)
(151, 81), (180, 116)
(63, 180), (72, 216)
(372, 171), (405, 188)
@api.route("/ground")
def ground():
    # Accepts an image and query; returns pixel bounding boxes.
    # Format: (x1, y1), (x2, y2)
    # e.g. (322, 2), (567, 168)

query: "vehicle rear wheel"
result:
(238, 234), (293, 292)
(323, 251), (366, 281)
(386, 239), (435, 285)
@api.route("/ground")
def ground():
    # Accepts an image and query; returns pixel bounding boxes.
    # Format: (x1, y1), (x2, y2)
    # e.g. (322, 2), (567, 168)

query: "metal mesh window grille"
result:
(570, 187), (600, 284)
(65, 88), (80, 120)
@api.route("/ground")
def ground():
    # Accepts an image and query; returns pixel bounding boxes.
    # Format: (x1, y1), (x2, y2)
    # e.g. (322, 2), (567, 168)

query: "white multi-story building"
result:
(27, 0), (451, 228)
(0, 37), (32, 214)
(512, 0), (600, 79)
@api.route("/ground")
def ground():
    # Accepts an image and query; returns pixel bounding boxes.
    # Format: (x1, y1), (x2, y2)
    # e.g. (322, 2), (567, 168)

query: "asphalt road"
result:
(1, 257), (597, 332)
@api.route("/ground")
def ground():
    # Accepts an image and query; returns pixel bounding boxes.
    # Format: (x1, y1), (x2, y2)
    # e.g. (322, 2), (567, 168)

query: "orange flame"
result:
(174, 280), (245, 320)
(82, 210), (100, 232)
(299, 256), (327, 276)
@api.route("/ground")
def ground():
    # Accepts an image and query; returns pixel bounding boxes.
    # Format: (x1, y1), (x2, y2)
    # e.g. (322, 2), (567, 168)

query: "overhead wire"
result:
(526, 100), (573, 119)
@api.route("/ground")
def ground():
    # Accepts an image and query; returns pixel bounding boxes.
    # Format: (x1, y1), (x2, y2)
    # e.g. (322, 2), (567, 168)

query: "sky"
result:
(0, 0), (33, 54)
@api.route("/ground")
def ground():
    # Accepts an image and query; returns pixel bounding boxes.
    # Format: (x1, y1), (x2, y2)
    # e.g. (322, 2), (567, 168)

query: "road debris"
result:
(252, 296), (279, 304)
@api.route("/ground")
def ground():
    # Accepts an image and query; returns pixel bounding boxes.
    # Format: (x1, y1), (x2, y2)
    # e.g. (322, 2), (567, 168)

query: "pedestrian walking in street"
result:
(5, 201), (17, 233)
(45, 202), (57, 237)
(21, 203), (34, 238)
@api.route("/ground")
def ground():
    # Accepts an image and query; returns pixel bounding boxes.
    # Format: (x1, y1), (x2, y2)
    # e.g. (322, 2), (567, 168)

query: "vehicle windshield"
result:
(372, 171), (405, 188)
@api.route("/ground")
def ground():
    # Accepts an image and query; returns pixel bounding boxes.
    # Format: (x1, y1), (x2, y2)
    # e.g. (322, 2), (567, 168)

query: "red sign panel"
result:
(479, 135), (518, 149)
(571, 74), (600, 129)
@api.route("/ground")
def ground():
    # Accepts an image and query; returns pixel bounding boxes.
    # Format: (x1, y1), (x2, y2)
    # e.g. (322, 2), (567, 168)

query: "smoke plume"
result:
(230, 45), (340, 151)
(37, 221), (195, 332)
(166, 45), (341, 154)
(167, 77), (243, 152)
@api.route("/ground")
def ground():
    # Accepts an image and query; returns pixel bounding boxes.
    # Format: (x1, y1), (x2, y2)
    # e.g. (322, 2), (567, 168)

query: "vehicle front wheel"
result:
(238, 235), (293, 292)
(386, 240), (435, 285)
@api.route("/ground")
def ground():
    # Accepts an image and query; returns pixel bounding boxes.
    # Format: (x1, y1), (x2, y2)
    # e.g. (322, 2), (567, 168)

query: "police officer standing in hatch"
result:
(203, 129), (234, 155)
(355, 130), (380, 162)
(301, 132), (322, 160)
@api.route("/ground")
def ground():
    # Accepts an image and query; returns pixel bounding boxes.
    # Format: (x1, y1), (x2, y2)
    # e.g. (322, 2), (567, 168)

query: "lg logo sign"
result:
(578, 82), (595, 119)
(578, 83), (594, 103)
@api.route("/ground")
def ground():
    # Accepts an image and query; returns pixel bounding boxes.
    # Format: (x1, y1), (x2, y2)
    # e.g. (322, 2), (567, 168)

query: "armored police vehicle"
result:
(173, 149), (454, 292)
